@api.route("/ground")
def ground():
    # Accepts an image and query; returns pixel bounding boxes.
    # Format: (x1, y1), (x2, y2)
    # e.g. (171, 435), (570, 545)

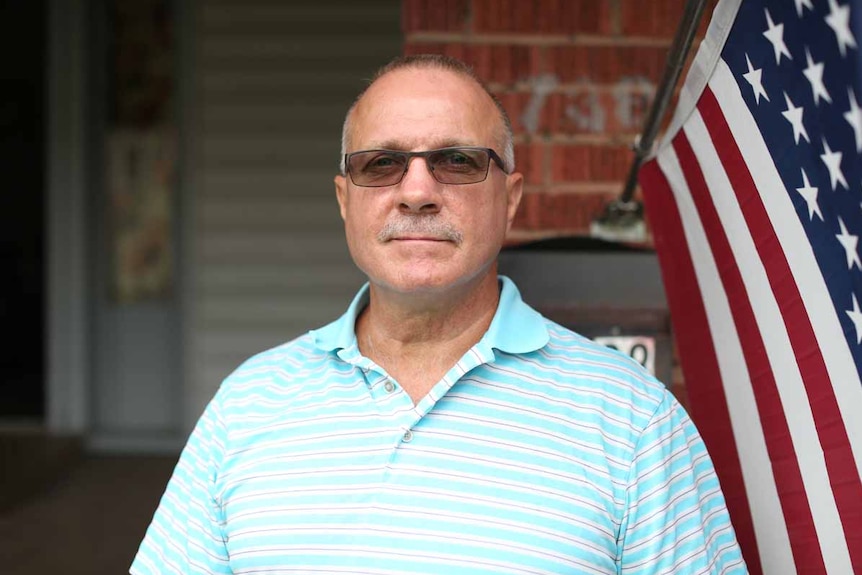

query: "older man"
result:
(131, 55), (746, 574)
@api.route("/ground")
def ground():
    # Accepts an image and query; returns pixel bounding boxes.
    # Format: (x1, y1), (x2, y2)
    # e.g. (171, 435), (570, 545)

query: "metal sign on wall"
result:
(593, 335), (656, 376)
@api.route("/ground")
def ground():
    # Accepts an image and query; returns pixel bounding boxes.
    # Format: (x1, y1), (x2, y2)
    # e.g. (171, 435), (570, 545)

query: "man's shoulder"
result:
(237, 330), (321, 368)
(504, 317), (669, 414)
(216, 332), (333, 397)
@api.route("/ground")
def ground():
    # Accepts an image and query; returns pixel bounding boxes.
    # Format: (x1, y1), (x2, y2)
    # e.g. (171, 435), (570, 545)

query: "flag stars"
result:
(796, 169), (823, 221)
(794, 0), (814, 18)
(803, 48), (831, 105)
(783, 92), (809, 144)
(836, 217), (861, 270)
(763, 9), (793, 65)
(821, 138), (848, 190)
(845, 88), (862, 152)
(846, 294), (862, 344)
(825, 0), (858, 57)
(743, 54), (770, 104)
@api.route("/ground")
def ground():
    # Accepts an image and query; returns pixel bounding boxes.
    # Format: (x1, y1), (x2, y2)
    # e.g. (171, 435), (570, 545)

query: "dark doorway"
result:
(0, 1), (46, 418)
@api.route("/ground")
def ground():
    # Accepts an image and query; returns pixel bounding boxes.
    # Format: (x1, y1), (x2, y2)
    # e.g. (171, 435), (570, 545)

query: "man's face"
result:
(334, 68), (523, 297)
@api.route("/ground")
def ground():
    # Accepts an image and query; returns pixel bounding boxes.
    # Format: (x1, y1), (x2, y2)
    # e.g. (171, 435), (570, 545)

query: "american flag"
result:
(639, 0), (862, 573)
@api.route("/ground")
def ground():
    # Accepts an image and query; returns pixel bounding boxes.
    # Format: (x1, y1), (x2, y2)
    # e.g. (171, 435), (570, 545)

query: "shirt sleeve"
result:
(130, 394), (231, 574)
(618, 391), (748, 574)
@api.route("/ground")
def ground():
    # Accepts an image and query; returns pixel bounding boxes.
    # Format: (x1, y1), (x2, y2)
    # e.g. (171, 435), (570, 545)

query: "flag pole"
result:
(590, 0), (710, 242)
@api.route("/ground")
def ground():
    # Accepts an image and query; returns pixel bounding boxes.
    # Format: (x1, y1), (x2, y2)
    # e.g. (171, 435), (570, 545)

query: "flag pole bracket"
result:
(590, 0), (709, 244)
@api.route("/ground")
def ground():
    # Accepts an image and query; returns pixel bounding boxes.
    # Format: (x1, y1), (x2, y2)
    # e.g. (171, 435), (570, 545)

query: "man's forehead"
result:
(349, 67), (499, 147)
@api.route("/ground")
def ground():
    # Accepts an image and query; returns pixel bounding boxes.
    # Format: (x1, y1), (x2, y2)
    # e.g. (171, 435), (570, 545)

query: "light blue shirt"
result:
(132, 276), (745, 574)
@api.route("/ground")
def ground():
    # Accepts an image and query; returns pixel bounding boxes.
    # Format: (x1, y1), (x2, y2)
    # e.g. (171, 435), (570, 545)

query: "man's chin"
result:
(369, 265), (495, 299)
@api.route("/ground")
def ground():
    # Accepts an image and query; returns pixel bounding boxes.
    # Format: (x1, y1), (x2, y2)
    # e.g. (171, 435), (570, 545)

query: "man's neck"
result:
(356, 271), (501, 403)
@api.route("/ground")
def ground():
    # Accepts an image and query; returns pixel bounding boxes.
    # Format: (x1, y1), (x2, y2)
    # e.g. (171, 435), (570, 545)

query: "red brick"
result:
(471, 0), (486, 32)
(486, 0), (503, 32)
(468, 44), (493, 80)
(403, 0), (471, 32)
(403, 41), (448, 57)
(482, 45), (544, 84)
(620, 0), (718, 39)
(516, 0), (535, 33)
(512, 190), (617, 232)
(499, 46), (513, 85)
(529, 45), (544, 79)
(444, 42), (468, 62)
(514, 142), (545, 185)
(450, 0), (471, 31)
(551, 144), (632, 182)
(546, 45), (668, 84)
(539, 0), (560, 33)
(403, 0), (423, 33)
(473, 0), (613, 34)
(547, 81), (656, 136)
(501, 0), (514, 33)
(514, 191), (542, 229)
(497, 91), (554, 136)
(511, 195), (528, 229)
(552, 145), (589, 181)
(620, 0), (686, 38)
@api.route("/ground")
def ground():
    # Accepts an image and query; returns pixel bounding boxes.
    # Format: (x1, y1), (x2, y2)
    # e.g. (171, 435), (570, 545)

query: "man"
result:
(131, 55), (747, 574)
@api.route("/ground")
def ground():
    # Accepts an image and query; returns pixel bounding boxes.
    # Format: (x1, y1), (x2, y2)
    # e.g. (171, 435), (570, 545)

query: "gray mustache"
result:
(377, 216), (463, 245)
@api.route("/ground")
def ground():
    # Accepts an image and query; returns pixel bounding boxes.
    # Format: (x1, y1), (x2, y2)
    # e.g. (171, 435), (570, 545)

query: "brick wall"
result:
(402, 0), (716, 243)
(402, 0), (719, 404)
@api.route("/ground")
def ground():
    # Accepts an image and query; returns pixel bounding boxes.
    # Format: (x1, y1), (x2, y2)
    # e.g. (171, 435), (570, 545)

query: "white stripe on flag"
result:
(712, 57), (862, 487)
(656, 145), (795, 575)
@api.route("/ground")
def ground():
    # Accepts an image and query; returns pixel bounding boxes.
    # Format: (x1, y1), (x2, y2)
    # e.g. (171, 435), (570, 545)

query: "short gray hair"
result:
(339, 54), (515, 175)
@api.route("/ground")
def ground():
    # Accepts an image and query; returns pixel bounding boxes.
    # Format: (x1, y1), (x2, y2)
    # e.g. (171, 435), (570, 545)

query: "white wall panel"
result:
(186, 1), (400, 423)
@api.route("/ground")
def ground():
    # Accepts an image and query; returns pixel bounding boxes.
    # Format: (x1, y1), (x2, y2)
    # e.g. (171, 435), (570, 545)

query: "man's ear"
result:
(504, 171), (524, 233)
(334, 174), (348, 221)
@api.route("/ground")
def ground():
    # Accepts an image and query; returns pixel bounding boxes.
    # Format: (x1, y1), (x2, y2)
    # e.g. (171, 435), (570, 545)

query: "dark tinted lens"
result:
(428, 148), (490, 184)
(348, 151), (407, 186)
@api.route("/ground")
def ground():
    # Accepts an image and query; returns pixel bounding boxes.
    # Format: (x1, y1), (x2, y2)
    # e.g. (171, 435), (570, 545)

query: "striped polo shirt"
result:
(131, 276), (745, 574)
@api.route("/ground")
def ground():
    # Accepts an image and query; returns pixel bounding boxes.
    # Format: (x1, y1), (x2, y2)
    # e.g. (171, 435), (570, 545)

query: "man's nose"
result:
(396, 156), (442, 214)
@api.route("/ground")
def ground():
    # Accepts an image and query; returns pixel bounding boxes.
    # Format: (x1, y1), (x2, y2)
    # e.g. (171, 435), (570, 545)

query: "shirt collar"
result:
(311, 275), (549, 355)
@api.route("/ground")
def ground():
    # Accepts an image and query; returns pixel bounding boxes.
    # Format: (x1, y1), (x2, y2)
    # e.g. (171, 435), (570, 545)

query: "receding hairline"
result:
(340, 54), (515, 173)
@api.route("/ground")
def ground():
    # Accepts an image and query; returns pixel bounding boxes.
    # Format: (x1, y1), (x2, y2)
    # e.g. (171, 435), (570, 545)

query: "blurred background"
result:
(0, 0), (704, 572)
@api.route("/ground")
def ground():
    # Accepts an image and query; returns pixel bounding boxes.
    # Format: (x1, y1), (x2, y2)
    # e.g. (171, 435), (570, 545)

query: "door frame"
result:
(46, 0), (90, 434)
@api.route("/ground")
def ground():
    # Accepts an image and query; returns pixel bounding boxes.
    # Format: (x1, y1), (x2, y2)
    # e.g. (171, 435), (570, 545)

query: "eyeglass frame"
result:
(343, 146), (510, 188)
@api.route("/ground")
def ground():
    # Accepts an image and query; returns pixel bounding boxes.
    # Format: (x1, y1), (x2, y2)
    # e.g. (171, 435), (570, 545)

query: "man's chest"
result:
(216, 402), (626, 575)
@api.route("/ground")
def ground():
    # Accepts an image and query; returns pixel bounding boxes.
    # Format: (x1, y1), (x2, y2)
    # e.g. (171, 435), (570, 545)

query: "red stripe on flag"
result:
(672, 125), (826, 572)
(640, 160), (763, 575)
(700, 86), (862, 571)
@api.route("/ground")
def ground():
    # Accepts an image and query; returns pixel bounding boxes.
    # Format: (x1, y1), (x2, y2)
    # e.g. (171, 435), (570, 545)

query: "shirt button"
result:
(384, 380), (396, 393)
(402, 429), (413, 443)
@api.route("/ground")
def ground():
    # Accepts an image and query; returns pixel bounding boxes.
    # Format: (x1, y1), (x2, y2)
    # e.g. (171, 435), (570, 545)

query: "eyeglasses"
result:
(344, 146), (508, 187)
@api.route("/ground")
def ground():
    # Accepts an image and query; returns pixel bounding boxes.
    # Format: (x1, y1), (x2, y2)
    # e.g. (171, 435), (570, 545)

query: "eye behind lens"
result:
(432, 148), (487, 174)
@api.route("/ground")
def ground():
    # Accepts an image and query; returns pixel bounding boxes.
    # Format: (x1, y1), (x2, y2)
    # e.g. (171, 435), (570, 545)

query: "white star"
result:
(845, 88), (862, 152)
(825, 0), (858, 57)
(803, 47), (832, 105)
(796, 169), (823, 221)
(763, 9), (793, 65)
(795, 0), (814, 17)
(782, 92), (809, 144)
(846, 294), (862, 344)
(743, 54), (770, 104)
(821, 138), (848, 190)
(836, 217), (862, 270)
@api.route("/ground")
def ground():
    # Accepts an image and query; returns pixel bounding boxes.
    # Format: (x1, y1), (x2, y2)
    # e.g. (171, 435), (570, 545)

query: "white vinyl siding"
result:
(186, 0), (401, 422)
